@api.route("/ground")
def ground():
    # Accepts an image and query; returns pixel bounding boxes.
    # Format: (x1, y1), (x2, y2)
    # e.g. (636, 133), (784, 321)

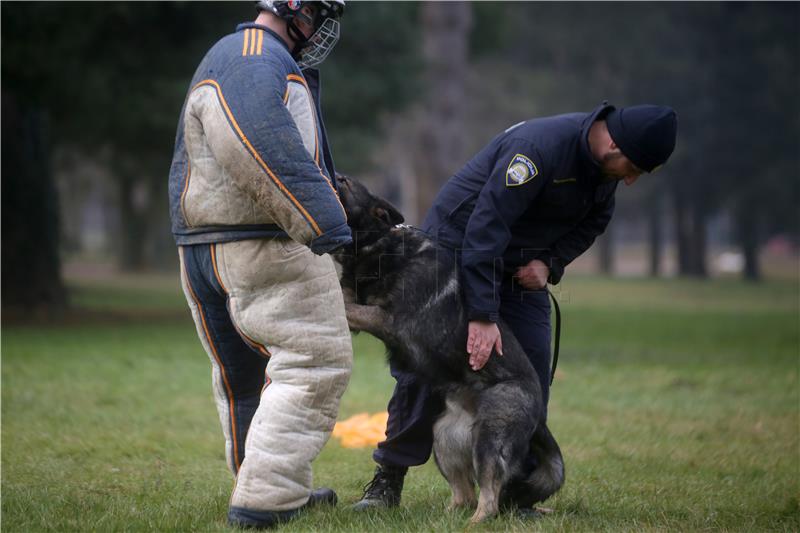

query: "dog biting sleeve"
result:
(461, 138), (548, 322)
(187, 58), (350, 255)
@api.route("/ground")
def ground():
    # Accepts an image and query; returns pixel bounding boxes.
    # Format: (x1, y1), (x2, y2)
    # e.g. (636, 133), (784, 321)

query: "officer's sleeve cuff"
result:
(467, 310), (499, 323)
(548, 259), (565, 285)
(535, 254), (565, 285)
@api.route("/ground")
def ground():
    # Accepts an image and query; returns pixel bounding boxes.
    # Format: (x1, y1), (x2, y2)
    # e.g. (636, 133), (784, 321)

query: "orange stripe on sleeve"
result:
(192, 79), (323, 235)
(286, 73), (307, 86)
(256, 30), (264, 55)
(180, 160), (191, 226)
(249, 29), (257, 55)
(284, 75), (319, 164)
(284, 74), (347, 218)
(242, 29), (249, 56)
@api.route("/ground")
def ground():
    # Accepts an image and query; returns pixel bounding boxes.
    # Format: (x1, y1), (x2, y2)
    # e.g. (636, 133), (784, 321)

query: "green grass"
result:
(2, 274), (799, 532)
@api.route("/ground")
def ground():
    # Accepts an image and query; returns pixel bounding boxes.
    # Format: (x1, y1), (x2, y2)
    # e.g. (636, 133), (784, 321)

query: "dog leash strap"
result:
(547, 288), (561, 386)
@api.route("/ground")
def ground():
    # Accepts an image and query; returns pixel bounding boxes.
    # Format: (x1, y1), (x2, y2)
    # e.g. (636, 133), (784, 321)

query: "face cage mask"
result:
(296, 16), (340, 69)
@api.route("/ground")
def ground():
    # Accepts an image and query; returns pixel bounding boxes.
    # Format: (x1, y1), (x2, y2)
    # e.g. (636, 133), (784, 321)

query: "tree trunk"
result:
(690, 202), (708, 277)
(146, 173), (176, 271)
(647, 194), (662, 277)
(673, 193), (707, 277)
(117, 165), (149, 271)
(1, 91), (67, 316)
(673, 194), (692, 275)
(597, 226), (614, 275)
(414, 2), (472, 222)
(735, 206), (761, 282)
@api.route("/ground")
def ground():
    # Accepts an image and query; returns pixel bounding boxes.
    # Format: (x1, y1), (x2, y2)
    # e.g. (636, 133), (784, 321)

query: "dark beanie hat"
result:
(605, 105), (678, 172)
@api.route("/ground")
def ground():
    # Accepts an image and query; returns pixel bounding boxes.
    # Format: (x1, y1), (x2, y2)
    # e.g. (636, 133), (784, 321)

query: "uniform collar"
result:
(579, 102), (615, 179)
(235, 22), (290, 54)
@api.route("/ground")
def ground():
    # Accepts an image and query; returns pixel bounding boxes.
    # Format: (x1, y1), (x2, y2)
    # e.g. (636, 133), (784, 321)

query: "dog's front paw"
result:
(448, 496), (476, 511)
(468, 509), (490, 524)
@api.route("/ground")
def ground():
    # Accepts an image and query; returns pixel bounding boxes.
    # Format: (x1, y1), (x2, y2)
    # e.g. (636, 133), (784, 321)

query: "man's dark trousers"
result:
(372, 274), (552, 468)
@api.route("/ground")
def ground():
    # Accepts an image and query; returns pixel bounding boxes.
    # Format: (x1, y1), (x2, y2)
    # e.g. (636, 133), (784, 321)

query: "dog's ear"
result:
(370, 201), (404, 226)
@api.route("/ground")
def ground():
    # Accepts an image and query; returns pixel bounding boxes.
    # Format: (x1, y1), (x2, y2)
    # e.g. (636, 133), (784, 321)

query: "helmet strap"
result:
(285, 8), (315, 57)
(286, 20), (308, 43)
(287, 19), (308, 52)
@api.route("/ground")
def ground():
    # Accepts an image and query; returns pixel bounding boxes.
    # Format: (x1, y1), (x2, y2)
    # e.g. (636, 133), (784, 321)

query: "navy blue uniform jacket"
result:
(422, 103), (618, 323)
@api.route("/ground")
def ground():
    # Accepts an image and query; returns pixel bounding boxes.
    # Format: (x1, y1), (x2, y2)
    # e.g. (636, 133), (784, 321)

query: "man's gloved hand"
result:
(515, 259), (550, 290)
(466, 320), (503, 371)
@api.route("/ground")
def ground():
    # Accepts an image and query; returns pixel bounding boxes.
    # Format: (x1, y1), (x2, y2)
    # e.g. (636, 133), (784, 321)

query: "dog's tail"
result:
(526, 422), (565, 503)
(498, 420), (565, 509)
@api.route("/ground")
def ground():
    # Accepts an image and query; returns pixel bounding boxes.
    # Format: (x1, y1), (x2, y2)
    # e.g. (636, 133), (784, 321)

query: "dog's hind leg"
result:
(471, 456), (503, 523)
(470, 383), (537, 523)
(433, 392), (477, 510)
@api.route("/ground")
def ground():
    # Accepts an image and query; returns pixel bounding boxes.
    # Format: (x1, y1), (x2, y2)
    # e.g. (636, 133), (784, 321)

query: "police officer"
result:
(354, 103), (678, 509)
(168, 1), (352, 528)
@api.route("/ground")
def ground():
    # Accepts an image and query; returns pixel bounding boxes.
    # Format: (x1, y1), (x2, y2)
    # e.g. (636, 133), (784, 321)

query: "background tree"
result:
(712, 2), (800, 281)
(2, 1), (797, 318)
(413, 2), (472, 222)
(465, 1), (799, 279)
(1, 91), (66, 316)
(2, 2), (416, 301)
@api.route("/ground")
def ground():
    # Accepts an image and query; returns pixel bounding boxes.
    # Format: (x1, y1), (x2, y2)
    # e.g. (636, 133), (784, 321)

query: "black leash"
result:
(546, 288), (561, 385)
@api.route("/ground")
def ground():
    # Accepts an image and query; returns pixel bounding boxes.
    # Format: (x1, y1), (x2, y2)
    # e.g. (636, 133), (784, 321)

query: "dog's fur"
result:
(333, 175), (564, 523)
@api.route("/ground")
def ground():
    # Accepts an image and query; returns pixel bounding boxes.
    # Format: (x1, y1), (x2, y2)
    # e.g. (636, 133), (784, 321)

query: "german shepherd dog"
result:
(332, 175), (564, 523)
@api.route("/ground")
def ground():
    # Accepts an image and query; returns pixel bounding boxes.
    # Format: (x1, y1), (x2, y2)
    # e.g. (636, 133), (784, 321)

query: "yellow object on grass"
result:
(332, 412), (389, 448)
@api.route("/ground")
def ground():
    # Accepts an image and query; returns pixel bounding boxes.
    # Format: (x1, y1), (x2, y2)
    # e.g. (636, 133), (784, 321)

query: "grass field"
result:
(2, 273), (799, 532)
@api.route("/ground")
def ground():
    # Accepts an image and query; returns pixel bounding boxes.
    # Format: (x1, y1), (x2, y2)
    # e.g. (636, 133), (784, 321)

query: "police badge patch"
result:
(505, 154), (538, 187)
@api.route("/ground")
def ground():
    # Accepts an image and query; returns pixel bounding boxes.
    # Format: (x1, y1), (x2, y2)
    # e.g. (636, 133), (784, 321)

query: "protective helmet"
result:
(255, 0), (345, 68)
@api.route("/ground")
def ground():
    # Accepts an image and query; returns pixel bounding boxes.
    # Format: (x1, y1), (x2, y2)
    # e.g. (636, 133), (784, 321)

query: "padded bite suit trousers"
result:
(179, 239), (352, 511)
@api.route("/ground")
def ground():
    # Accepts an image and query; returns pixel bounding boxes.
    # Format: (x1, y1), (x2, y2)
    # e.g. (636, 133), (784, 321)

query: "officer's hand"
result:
(515, 259), (550, 290)
(466, 321), (503, 371)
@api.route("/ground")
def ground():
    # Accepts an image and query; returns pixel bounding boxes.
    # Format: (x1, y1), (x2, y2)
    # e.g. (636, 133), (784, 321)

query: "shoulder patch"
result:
(505, 154), (539, 187)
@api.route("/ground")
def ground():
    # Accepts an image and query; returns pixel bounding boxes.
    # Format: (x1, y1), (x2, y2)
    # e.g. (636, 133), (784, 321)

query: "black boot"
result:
(228, 488), (338, 529)
(352, 464), (407, 510)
